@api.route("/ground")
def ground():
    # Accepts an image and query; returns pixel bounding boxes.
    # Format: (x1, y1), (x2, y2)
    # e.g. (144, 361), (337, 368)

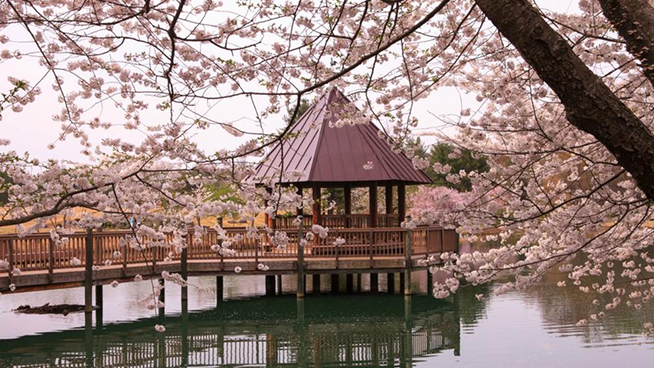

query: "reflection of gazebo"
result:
(252, 88), (432, 231)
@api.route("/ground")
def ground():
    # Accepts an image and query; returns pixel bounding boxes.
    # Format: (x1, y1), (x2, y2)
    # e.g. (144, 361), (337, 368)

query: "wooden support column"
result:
(85, 229), (93, 314)
(331, 274), (339, 293)
(95, 284), (103, 329)
(277, 275), (283, 295)
(95, 284), (103, 309)
(356, 273), (362, 292)
(312, 183), (322, 225)
(344, 184), (352, 228)
(265, 275), (276, 296)
(216, 276), (223, 303)
(385, 184), (394, 214)
(312, 274), (321, 293)
(387, 273), (395, 294)
(404, 215), (413, 296)
(346, 274), (354, 293)
(370, 273), (379, 293)
(296, 187), (304, 216)
(398, 183), (406, 223)
(427, 269), (433, 297)
(181, 245), (188, 302)
(158, 278), (165, 316)
(369, 182), (378, 228)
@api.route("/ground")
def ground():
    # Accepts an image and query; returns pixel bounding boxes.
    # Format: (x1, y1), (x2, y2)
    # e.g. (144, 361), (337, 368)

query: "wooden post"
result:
(356, 273), (362, 292)
(48, 238), (54, 283)
(265, 275), (276, 296)
(404, 215), (412, 296)
(85, 229), (93, 314)
(181, 246), (188, 302)
(427, 268), (433, 297)
(276, 275), (282, 295)
(398, 183), (406, 223)
(216, 276), (223, 303)
(297, 216), (305, 299)
(122, 238), (127, 277)
(95, 284), (103, 309)
(369, 182), (378, 228)
(387, 273), (395, 294)
(440, 229), (444, 254)
(344, 184), (352, 228)
(158, 278), (165, 316)
(8, 239), (14, 285)
(218, 217), (225, 271)
(312, 183), (321, 225)
(296, 187), (304, 216)
(370, 273), (379, 293)
(331, 274), (339, 293)
(369, 229), (374, 269)
(346, 274), (354, 293)
(385, 184), (393, 227)
(334, 229), (339, 270)
(312, 274), (321, 293)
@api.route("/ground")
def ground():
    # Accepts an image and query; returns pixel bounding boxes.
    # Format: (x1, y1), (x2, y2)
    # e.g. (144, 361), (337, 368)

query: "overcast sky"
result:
(0, 0), (580, 164)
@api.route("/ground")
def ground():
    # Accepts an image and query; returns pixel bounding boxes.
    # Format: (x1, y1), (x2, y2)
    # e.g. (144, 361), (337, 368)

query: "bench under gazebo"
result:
(251, 88), (433, 256)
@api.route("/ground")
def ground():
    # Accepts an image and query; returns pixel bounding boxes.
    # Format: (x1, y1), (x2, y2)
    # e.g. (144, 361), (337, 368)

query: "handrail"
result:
(0, 225), (457, 274)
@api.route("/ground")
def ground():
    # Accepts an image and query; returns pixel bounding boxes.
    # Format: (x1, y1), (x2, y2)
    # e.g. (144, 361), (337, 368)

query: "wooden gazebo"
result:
(252, 88), (432, 232)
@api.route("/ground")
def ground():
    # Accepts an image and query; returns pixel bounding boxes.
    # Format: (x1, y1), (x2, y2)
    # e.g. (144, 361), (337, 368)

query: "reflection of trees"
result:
(524, 271), (654, 345)
(456, 282), (491, 326)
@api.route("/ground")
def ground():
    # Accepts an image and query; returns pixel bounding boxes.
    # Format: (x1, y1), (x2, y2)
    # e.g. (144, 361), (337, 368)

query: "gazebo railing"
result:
(274, 214), (400, 229)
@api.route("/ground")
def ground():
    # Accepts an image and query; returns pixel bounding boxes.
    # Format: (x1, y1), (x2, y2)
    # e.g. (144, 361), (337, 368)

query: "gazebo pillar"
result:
(296, 187), (303, 217)
(385, 184), (393, 227)
(385, 185), (393, 214)
(312, 183), (321, 225)
(369, 182), (378, 228)
(398, 183), (406, 223)
(344, 184), (352, 228)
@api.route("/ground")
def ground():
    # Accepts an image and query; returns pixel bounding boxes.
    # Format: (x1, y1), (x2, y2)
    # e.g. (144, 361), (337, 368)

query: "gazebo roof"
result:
(252, 88), (432, 186)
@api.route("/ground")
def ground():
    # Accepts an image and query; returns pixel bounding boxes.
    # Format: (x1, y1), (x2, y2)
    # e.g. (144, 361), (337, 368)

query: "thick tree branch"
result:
(598, 0), (654, 88)
(475, 0), (654, 201)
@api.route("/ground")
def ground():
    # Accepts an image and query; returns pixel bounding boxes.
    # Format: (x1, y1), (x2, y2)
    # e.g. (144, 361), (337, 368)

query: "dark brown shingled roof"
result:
(251, 88), (432, 186)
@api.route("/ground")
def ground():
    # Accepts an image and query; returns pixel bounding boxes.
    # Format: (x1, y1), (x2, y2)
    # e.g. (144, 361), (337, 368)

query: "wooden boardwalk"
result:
(0, 226), (458, 294)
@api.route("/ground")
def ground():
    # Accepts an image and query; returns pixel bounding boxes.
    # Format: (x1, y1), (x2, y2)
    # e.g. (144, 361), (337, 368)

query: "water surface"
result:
(0, 272), (652, 367)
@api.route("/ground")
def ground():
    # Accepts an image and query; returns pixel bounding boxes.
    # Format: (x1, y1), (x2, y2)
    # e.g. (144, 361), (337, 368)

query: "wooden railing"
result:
(0, 225), (457, 274)
(275, 213), (400, 229)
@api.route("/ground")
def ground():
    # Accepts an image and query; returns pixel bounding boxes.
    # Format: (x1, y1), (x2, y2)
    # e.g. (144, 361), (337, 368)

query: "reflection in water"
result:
(0, 294), (461, 367)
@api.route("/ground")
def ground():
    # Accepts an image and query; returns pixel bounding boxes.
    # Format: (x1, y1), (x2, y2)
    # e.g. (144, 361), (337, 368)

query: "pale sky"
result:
(0, 0), (580, 163)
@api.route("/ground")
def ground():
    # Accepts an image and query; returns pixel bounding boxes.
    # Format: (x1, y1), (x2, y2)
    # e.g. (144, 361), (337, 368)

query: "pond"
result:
(0, 269), (652, 367)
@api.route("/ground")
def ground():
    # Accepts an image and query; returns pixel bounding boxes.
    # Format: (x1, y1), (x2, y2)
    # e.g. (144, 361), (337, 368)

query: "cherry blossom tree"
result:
(1, 0), (654, 332)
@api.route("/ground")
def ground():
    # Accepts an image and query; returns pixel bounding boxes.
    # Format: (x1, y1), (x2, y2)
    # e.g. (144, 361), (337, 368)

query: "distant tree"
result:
(421, 142), (489, 192)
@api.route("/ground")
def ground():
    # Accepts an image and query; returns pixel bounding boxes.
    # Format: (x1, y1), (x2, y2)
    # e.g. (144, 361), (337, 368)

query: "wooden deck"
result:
(0, 226), (458, 293)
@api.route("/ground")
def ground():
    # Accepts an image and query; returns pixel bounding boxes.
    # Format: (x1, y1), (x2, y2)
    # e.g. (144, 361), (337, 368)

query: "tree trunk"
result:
(598, 0), (654, 88)
(475, 0), (654, 200)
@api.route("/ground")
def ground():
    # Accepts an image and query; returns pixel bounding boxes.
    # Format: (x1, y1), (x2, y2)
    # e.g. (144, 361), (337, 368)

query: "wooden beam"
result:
(398, 183), (406, 222)
(369, 182), (378, 228)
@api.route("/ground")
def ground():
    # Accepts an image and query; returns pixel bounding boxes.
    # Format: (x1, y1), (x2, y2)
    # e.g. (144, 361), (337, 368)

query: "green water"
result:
(0, 271), (653, 367)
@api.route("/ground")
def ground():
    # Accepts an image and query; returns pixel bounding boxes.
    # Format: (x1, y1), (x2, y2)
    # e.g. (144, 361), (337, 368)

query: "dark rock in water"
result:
(13, 303), (85, 315)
